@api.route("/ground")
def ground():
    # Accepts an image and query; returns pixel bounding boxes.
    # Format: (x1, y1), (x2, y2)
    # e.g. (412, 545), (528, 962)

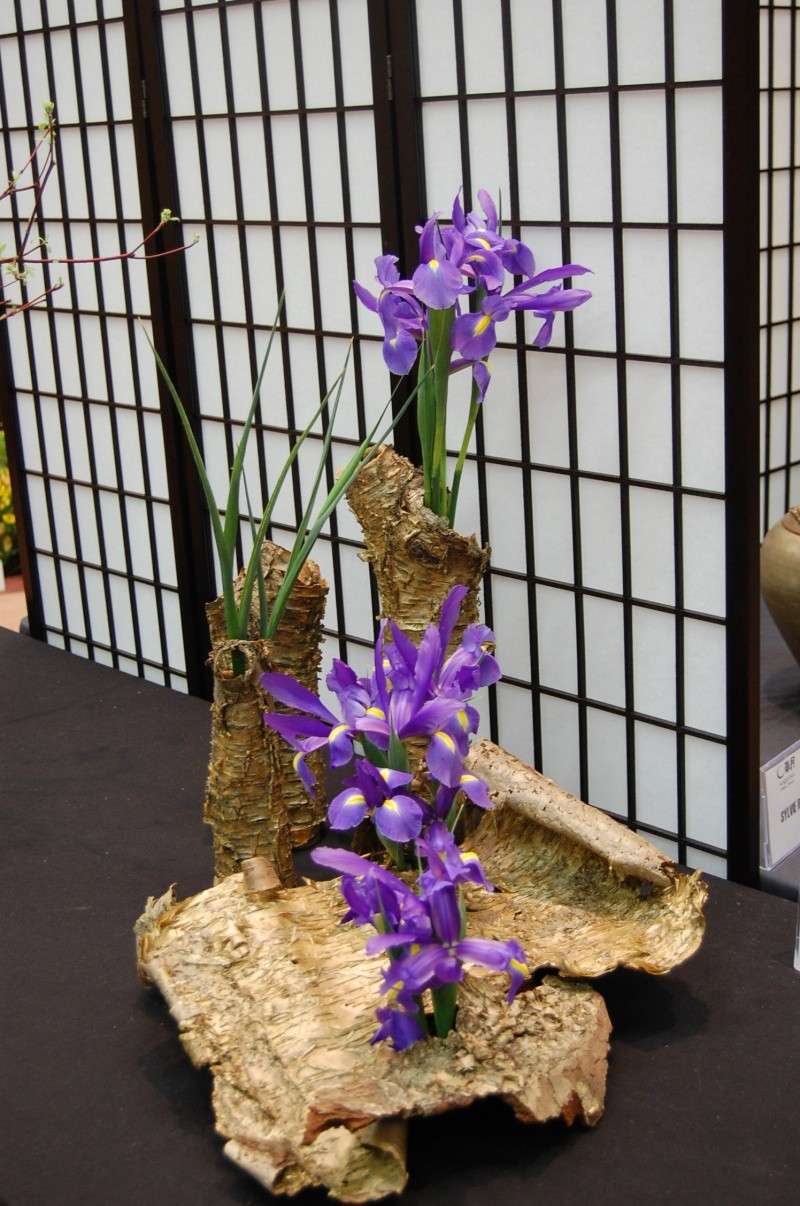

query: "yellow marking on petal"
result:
(474, 314), (492, 336)
(455, 709), (470, 730)
(329, 723), (349, 741)
(461, 851), (479, 863)
(292, 751), (304, 771)
(475, 237), (491, 249)
(366, 706), (386, 718)
(410, 944), (421, 954)
(509, 958), (529, 976)
(345, 792), (366, 808)
(435, 731), (456, 752)
(428, 257), (440, 270)
(378, 767), (392, 781)
(382, 798), (400, 813)
(460, 773), (478, 784)
(386, 980), (404, 1003)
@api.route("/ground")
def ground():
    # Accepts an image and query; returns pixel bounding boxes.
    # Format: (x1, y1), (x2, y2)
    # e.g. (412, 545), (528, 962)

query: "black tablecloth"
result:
(1, 627), (799, 1206)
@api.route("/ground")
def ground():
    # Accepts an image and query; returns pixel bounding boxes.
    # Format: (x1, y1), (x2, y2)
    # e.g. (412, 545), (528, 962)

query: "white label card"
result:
(760, 738), (800, 870)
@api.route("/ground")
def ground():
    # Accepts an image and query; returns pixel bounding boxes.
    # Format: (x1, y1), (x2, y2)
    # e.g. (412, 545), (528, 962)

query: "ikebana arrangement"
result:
(134, 189), (708, 1201)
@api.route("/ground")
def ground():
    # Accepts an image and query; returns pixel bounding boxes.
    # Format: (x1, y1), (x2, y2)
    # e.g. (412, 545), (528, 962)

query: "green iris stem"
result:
(431, 981), (458, 1038)
(426, 307), (454, 519)
(447, 798), (467, 836)
(447, 380), (481, 528)
(379, 834), (406, 870)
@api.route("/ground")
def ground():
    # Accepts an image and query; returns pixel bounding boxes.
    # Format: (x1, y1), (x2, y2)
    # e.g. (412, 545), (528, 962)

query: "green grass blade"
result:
(242, 469), (269, 639)
(235, 365), (348, 634)
(139, 321), (231, 586)
(266, 368), (430, 636)
(222, 297), (283, 553)
(284, 341), (352, 578)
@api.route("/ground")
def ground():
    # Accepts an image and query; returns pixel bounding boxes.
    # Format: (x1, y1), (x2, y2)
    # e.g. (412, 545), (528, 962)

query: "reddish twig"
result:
(0, 102), (195, 323)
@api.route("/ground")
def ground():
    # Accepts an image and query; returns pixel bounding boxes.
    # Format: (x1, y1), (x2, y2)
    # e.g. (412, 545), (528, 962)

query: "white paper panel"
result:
(684, 735), (727, 849)
(619, 90), (668, 224)
(486, 465), (526, 574)
(515, 97), (561, 221)
(415, 0), (457, 97)
(633, 606), (676, 723)
(672, 0), (721, 83)
(510, 0), (555, 92)
(586, 707), (628, 815)
(629, 486), (675, 606)
(684, 618), (726, 736)
(583, 596), (626, 708)
(492, 575), (531, 684)
(634, 721), (678, 832)
(561, 0), (608, 90)
(496, 682), (535, 767)
(531, 471), (574, 582)
(626, 361), (673, 484)
(682, 497), (726, 617)
(615, 0), (665, 86)
(536, 585), (577, 695)
(566, 94), (612, 224)
(579, 479), (623, 594)
(540, 695), (581, 797)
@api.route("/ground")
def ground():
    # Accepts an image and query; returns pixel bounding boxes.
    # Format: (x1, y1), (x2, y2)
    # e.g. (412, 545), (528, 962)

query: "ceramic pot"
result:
(761, 506), (800, 666)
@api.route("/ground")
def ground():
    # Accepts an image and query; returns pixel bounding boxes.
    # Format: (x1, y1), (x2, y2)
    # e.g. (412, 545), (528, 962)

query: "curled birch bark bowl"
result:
(136, 743), (706, 1202)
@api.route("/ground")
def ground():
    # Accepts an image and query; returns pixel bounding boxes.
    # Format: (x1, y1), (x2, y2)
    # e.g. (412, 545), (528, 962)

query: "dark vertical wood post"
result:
(122, 0), (215, 697)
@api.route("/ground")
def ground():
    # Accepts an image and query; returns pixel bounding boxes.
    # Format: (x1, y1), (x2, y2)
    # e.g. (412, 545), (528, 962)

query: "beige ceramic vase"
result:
(762, 506), (800, 665)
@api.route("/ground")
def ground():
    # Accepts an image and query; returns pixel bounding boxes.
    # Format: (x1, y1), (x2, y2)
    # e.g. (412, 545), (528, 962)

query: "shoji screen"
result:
(413, 0), (733, 875)
(760, 1), (800, 533)
(0, 0), (189, 689)
(155, 0), (391, 691)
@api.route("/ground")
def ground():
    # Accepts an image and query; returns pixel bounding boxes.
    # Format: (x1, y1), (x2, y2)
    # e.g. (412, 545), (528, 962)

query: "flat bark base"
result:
(137, 877), (609, 1203)
(137, 743), (706, 1201)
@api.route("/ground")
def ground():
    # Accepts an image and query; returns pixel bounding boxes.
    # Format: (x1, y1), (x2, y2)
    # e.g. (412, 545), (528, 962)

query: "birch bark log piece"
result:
(206, 541), (328, 850)
(204, 638), (296, 886)
(136, 744), (706, 1201)
(346, 444), (490, 645)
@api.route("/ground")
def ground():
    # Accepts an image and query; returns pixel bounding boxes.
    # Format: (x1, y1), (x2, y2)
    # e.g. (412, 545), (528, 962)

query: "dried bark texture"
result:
(204, 639), (296, 886)
(136, 877), (609, 1203)
(346, 445), (490, 645)
(465, 742), (707, 978)
(207, 541), (329, 847)
(138, 740), (706, 1200)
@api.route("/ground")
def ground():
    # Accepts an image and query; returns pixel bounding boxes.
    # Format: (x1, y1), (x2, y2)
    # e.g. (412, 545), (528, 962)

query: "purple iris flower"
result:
(328, 758), (427, 843)
(367, 880), (530, 1015)
(411, 216), (466, 310)
(370, 1004), (426, 1051)
(354, 254), (425, 374)
(452, 188), (536, 280)
(354, 620), (465, 748)
(450, 292), (510, 362)
(416, 821), (493, 891)
(311, 845), (426, 933)
(262, 672), (362, 788)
